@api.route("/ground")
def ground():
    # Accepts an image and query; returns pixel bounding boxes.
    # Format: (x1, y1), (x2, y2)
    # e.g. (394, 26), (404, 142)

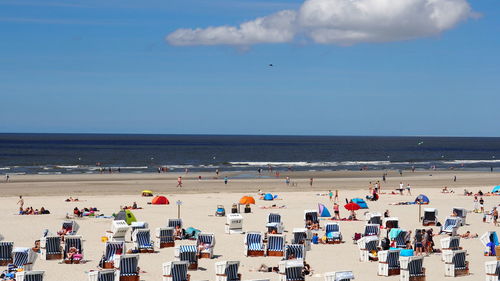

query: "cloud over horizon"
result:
(166, 0), (473, 47)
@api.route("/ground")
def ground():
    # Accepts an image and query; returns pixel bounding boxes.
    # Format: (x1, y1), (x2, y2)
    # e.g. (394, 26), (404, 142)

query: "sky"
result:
(0, 0), (499, 136)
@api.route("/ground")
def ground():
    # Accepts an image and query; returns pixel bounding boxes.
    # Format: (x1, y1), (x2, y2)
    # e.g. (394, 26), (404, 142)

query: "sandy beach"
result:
(1, 170), (500, 281)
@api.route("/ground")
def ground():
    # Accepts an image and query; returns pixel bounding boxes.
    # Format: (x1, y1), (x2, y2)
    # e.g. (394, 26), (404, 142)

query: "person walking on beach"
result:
(406, 184), (412, 195)
(309, 178), (313, 187)
(17, 196), (24, 209)
(215, 169), (219, 177)
(473, 196), (479, 213)
(333, 203), (340, 220)
(285, 177), (290, 186)
(493, 207), (499, 226)
(328, 190), (333, 201)
(453, 175), (457, 182)
(399, 182), (404, 195)
(224, 176), (228, 185)
(177, 176), (183, 188)
(334, 190), (339, 202)
(480, 197), (485, 213)
(5, 175), (9, 182)
(368, 182), (373, 194)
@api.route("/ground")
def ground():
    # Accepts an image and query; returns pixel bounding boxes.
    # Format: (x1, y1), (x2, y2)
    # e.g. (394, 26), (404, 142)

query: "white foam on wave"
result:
(0, 167), (10, 170)
(442, 159), (500, 164)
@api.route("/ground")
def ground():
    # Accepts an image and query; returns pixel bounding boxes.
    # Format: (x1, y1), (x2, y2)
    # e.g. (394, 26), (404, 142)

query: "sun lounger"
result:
(62, 220), (80, 235)
(132, 229), (154, 253)
(357, 236), (379, 262)
(215, 261), (241, 281)
(225, 214), (243, 234)
(292, 228), (312, 251)
(156, 227), (175, 248)
(101, 241), (125, 269)
(0, 241), (13, 266)
(244, 232), (265, 257)
(443, 250), (469, 277)
(15, 270), (45, 281)
(400, 256), (425, 281)
(440, 217), (460, 236)
(383, 217), (399, 229)
(324, 271), (355, 281)
(12, 247), (37, 271)
(88, 269), (116, 281)
(422, 208), (438, 226)
(485, 260), (500, 281)
(114, 254), (140, 281)
(197, 233), (215, 259)
(175, 245), (198, 270)
(285, 244), (305, 260)
(324, 223), (342, 244)
(266, 234), (285, 256)
(378, 249), (401, 276)
(162, 261), (190, 281)
(63, 235), (83, 264)
(366, 212), (382, 226)
(363, 224), (380, 237)
(40, 236), (62, 260)
(452, 207), (467, 226)
(279, 260), (304, 281)
(106, 220), (129, 242)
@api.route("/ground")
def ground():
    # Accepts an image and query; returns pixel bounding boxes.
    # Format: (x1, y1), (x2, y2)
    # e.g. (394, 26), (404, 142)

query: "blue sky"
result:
(0, 0), (499, 136)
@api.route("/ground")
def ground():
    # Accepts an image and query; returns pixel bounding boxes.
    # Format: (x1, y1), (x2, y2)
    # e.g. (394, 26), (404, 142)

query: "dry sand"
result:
(1, 170), (500, 281)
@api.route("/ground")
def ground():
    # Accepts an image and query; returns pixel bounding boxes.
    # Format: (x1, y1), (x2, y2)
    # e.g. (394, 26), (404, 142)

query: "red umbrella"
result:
(344, 202), (361, 211)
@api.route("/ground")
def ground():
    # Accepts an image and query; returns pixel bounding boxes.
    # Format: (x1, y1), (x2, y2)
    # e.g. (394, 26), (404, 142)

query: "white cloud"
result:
(167, 0), (473, 46)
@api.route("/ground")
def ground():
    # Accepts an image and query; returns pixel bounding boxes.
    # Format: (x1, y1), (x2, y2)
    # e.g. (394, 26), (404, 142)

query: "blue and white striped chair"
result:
(393, 229), (408, 248)
(378, 249), (400, 276)
(485, 260), (500, 281)
(40, 236), (62, 260)
(266, 234), (285, 256)
(176, 245), (198, 270)
(102, 241), (125, 269)
(279, 260), (304, 281)
(285, 244), (305, 260)
(357, 236), (378, 262)
(196, 233), (215, 259)
(62, 220), (79, 235)
(168, 219), (183, 229)
(304, 210), (319, 229)
(132, 229), (154, 253)
(383, 217), (399, 229)
(440, 217), (460, 236)
(400, 256), (425, 281)
(64, 235), (83, 263)
(440, 236), (460, 261)
(422, 208), (438, 226)
(325, 223), (342, 244)
(156, 227), (175, 248)
(114, 254), (140, 281)
(87, 269), (115, 281)
(12, 247), (36, 271)
(267, 213), (284, 234)
(443, 250), (468, 277)
(0, 241), (13, 266)
(245, 232), (264, 257)
(363, 224), (380, 237)
(292, 228), (312, 251)
(215, 261), (241, 281)
(15, 270), (44, 281)
(366, 212), (382, 226)
(130, 222), (148, 240)
(324, 271), (355, 281)
(162, 261), (190, 281)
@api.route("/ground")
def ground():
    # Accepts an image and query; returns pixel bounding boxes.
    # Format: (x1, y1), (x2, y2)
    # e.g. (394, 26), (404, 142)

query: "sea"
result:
(0, 133), (499, 175)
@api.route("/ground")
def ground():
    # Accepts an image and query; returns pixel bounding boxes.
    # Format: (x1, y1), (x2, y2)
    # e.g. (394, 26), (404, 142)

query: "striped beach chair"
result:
(132, 229), (154, 253)
(422, 208), (438, 226)
(485, 260), (500, 281)
(114, 254), (140, 281)
(452, 207), (467, 226)
(196, 233), (215, 259)
(363, 224), (380, 237)
(394, 230), (408, 248)
(267, 213), (284, 234)
(63, 235), (83, 264)
(102, 241), (125, 269)
(366, 212), (382, 226)
(15, 270), (45, 281)
(106, 220), (129, 242)
(168, 219), (183, 229)
(383, 217), (399, 229)
(156, 227), (175, 248)
(304, 210), (318, 229)
(266, 234), (285, 257)
(88, 269), (116, 281)
(285, 244), (305, 260)
(324, 271), (355, 281)
(443, 250), (469, 277)
(40, 236), (62, 260)
(357, 236), (379, 262)
(292, 228), (312, 251)
(378, 249), (400, 276)
(162, 261), (190, 281)
(325, 223), (342, 244)
(62, 220), (79, 235)
(130, 222), (148, 240)
(440, 217), (460, 236)
(215, 261), (241, 281)
(400, 256), (425, 281)
(440, 236), (460, 261)
(12, 247), (36, 271)
(244, 232), (264, 257)
(279, 260), (304, 281)
(177, 245), (198, 270)
(0, 241), (13, 266)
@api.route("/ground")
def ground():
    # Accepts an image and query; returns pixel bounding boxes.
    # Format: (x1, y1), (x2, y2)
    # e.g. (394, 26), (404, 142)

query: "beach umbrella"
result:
(344, 202), (361, 211)
(492, 186), (500, 193)
(414, 194), (430, 204)
(239, 196), (255, 205)
(151, 195), (169, 205)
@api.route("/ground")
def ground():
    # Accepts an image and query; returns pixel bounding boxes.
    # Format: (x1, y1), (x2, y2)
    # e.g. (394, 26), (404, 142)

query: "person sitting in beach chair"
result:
(162, 261), (190, 281)
(173, 225), (184, 240)
(215, 261), (241, 281)
(0, 241), (13, 266)
(196, 233), (215, 259)
(63, 235), (83, 264)
(267, 213), (284, 234)
(304, 210), (320, 230)
(357, 236), (379, 262)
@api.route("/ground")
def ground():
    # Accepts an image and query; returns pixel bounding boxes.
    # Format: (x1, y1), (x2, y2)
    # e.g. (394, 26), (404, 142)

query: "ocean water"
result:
(0, 134), (499, 175)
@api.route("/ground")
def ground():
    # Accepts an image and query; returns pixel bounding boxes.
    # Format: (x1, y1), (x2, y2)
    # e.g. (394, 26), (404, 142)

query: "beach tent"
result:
(318, 203), (332, 217)
(142, 190), (153, 197)
(415, 194), (430, 204)
(115, 209), (137, 225)
(352, 198), (368, 209)
(239, 196), (255, 205)
(152, 196), (169, 205)
(492, 186), (500, 193)
(263, 193), (275, 201)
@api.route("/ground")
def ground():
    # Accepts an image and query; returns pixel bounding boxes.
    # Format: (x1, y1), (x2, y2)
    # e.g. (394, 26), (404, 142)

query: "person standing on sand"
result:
(334, 190), (339, 202)
(333, 203), (340, 220)
(493, 207), (499, 226)
(328, 190), (333, 201)
(224, 176), (228, 185)
(215, 169), (219, 177)
(285, 177), (290, 186)
(480, 197), (485, 213)
(17, 195), (24, 209)
(5, 175), (9, 182)
(309, 178), (313, 187)
(406, 183), (411, 195)
(177, 176), (183, 188)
